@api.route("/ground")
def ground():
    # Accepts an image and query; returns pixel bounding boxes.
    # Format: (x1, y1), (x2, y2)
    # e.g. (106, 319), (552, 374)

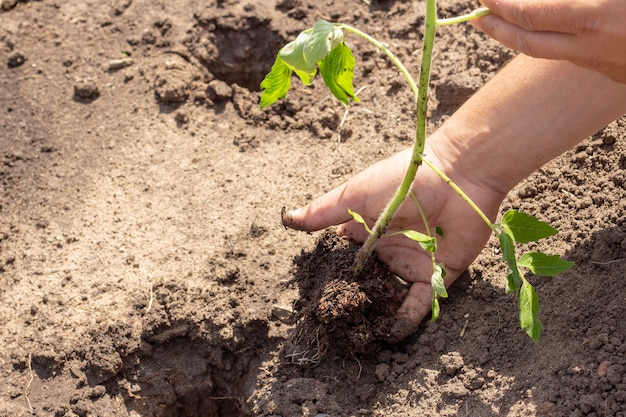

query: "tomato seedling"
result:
(260, 2), (572, 342)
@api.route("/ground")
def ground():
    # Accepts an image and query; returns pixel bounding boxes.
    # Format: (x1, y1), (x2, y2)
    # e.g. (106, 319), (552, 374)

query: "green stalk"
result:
(419, 157), (498, 233)
(351, 0), (438, 275)
(436, 8), (491, 26)
(340, 25), (419, 98)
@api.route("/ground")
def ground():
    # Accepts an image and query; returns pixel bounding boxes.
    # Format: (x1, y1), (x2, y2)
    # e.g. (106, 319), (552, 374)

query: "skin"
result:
(471, 0), (626, 84)
(283, 55), (626, 340)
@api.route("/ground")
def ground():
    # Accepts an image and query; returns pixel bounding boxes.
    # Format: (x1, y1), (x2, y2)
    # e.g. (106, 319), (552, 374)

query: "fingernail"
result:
(281, 207), (298, 228)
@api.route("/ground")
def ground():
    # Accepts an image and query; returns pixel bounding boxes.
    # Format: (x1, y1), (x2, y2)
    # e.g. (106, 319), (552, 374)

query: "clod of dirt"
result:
(7, 51), (26, 68)
(207, 79), (233, 102)
(285, 230), (408, 364)
(111, 0), (132, 15)
(153, 55), (197, 104)
(73, 78), (100, 101)
(440, 351), (464, 376)
(1, 0), (35, 11)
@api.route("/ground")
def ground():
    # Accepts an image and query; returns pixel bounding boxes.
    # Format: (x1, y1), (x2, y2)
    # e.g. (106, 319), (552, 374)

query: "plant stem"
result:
(352, 0), (438, 275)
(340, 25), (419, 98)
(436, 8), (491, 26)
(419, 157), (498, 233)
(408, 190), (432, 239)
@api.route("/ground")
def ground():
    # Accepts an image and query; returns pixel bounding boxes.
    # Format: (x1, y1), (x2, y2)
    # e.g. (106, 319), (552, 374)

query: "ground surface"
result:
(1, 0), (626, 416)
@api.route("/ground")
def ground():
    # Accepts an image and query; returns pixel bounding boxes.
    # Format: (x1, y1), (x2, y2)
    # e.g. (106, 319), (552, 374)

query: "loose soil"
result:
(1, 0), (625, 416)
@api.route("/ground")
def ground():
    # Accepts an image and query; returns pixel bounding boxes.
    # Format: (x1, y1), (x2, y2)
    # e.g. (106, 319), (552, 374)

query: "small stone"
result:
(174, 111), (189, 126)
(1, 0), (19, 11)
(271, 304), (296, 324)
(105, 57), (134, 72)
(597, 360), (610, 377)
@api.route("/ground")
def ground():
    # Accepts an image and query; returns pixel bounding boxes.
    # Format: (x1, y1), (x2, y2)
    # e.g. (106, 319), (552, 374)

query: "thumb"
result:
(281, 181), (355, 232)
(388, 282), (433, 342)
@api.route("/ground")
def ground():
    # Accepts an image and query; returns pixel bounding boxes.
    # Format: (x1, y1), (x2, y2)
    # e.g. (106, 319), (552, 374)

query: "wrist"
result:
(426, 125), (513, 199)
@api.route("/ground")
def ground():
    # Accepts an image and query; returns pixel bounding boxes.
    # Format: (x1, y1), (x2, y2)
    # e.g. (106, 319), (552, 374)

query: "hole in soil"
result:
(162, 388), (249, 417)
(190, 15), (286, 91)
(125, 321), (269, 417)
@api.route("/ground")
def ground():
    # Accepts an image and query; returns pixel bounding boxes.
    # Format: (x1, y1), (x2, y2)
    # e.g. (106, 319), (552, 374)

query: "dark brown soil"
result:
(1, 0), (625, 416)
(286, 229), (407, 364)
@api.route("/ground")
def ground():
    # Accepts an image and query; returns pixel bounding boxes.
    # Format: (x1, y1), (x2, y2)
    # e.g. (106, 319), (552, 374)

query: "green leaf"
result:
(293, 68), (316, 86)
(500, 210), (557, 244)
(431, 263), (447, 298)
(399, 230), (436, 252)
(318, 43), (360, 105)
(435, 226), (444, 238)
(518, 252), (574, 276)
(261, 20), (353, 108)
(430, 263), (447, 322)
(519, 277), (542, 343)
(348, 208), (371, 234)
(260, 55), (292, 109)
(499, 232), (522, 293)
(279, 31), (315, 72)
(280, 20), (344, 73)
(305, 20), (345, 65)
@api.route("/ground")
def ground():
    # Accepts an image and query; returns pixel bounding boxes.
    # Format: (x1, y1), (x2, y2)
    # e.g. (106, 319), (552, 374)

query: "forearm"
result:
(430, 54), (626, 194)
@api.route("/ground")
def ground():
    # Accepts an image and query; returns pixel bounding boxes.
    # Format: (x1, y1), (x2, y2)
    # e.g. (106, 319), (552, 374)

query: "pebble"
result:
(271, 304), (296, 324)
(105, 57), (134, 72)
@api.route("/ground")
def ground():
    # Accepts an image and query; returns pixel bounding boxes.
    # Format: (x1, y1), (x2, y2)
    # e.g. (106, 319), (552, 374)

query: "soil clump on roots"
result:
(285, 230), (408, 365)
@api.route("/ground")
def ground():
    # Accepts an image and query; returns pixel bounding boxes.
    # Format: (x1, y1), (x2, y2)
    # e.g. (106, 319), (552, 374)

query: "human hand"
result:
(471, 0), (626, 84)
(282, 144), (506, 341)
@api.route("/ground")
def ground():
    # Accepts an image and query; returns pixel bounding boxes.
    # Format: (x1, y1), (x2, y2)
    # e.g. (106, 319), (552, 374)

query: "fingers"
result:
(281, 181), (354, 232)
(471, 13), (576, 62)
(336, 219), (371, 242)
(388, 282), (433, 342)
(477, 0), (583, 33)
(282, 150), (412, 232)
(472, 3), (626, 84)
(386, 260), (466, 342)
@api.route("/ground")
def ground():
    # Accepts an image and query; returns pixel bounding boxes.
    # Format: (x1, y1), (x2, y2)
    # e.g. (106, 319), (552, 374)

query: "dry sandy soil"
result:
(1, 0), (626, 416)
